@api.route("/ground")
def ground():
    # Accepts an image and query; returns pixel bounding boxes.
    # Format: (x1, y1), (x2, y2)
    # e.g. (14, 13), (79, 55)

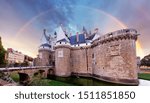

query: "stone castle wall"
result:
(92, 37), (138, 84)
(71, 47), (92, 76)
(54, 29), (139, 85)
(37, 49), (55, 66)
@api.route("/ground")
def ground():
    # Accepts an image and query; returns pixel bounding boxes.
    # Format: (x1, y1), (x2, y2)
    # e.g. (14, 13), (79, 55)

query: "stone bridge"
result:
(0, 66), (54, 85)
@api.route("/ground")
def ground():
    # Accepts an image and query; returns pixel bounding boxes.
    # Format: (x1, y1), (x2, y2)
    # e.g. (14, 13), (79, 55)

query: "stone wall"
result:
(91, 33), (138, 85)
(51, 51), (55, 66)
(71, 47), (92, 76)
(34, 57), (41, 66)
(35, 49), (55, 66)
(37, 49), (51, 66)
(71, 48), (87, 74)
(87, 48), (93, 74)
(54, 29), (139, 85)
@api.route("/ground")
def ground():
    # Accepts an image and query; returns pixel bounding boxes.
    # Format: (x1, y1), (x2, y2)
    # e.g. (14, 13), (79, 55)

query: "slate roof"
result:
(57, 38), (68, 43)
(70, 34), (86, 45)
(86, 33), (96, 40)
(57, 33), (95, 45)
(40, 43), (51, 48)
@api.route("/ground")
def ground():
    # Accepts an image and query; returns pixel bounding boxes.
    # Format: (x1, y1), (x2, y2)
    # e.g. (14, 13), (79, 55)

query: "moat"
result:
(1, 71), (150, 86)
(47, 76), (124, 86)
(6, 71), (124, 86)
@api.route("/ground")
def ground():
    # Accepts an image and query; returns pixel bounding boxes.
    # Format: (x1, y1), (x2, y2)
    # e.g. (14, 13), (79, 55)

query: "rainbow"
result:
(15, 6), (144, 58)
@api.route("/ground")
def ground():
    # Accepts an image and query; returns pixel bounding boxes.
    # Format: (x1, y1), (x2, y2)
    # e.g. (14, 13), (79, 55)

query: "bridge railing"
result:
(0, 66), (53, 71)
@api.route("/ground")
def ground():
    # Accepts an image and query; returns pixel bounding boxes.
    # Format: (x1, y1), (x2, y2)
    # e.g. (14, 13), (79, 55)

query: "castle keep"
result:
(36, 26), (139, 85)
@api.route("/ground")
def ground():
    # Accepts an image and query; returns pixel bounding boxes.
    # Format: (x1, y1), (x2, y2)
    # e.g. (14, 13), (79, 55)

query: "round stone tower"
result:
(38, 43), (51, 66)
(54, 41), (71, 77)
(91, 29), (139, 85)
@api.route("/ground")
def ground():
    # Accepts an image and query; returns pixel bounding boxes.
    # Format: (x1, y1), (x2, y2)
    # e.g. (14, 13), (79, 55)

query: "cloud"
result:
(0, 0), (150, 58)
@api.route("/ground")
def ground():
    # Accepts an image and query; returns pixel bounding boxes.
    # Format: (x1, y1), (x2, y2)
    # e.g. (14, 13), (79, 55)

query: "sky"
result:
(0, 0), (150, 58)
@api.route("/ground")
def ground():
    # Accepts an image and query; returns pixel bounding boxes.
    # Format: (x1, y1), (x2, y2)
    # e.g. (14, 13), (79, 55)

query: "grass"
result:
(138, 73), (150, 80)
(10, 72), (20, 82)
(9, 72), (74, 86)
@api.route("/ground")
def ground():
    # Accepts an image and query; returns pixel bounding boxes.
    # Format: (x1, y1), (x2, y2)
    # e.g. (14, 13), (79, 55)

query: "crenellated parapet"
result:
(54, 45), (71, 50)
(71, 45), (91, 50)
(92, 29), (139, 47)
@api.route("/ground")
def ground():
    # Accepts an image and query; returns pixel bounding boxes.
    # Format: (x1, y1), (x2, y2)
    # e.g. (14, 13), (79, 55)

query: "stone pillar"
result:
(55, 45), (71, 77)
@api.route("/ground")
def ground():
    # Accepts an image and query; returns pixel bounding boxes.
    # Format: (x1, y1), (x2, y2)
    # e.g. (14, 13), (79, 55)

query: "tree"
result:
(0, 37), (6, 67)
(140, 54), (150, 67)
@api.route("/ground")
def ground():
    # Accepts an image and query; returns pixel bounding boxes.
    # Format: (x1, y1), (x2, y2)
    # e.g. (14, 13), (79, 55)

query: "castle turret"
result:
(38, 43), (51, 66)
(55, 41), (71, 77)
(36, 29), (55, 66)
(54, 25), (71, 77)
(91, 29), (139, 85)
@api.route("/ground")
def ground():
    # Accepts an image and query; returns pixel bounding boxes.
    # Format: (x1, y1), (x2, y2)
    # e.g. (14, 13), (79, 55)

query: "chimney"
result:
(76, 32), (79, 43)
(82, 26), (87, 38)
(70, 33), (72, 37)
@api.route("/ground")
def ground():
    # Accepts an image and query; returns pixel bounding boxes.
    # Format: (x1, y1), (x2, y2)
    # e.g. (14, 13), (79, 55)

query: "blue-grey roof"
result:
(70, 34), (86, 45)
(57, 38), (68, 43)
(57, 33), (95, 45)
(40, 43), (51, 48)
(86, 34), (96, 40)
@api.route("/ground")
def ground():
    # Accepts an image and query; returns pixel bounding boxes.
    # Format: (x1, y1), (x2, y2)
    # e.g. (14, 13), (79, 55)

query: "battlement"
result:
(92, 29), (139, 47)
(106, 28), (138, 36)
(55, 41), (71, 46)
(54, 44), (71, 50)
(55, 28), (139, 49)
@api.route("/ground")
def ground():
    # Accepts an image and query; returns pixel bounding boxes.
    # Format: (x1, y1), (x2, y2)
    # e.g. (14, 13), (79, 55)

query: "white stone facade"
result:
(6, 48), (24, 64)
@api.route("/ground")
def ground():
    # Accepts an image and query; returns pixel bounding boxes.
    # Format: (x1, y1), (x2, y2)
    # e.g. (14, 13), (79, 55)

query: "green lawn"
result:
(138, 73), (150, 80)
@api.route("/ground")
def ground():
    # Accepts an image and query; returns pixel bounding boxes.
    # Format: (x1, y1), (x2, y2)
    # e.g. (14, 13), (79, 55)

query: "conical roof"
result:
(56, 26), (69, 42)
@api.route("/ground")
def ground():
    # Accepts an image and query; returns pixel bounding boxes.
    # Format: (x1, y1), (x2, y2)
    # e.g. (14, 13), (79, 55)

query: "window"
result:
(92, 53), (94, 58)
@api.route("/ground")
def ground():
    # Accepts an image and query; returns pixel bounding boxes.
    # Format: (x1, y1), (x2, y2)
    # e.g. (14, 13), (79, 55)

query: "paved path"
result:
(139, 79), (150, 86)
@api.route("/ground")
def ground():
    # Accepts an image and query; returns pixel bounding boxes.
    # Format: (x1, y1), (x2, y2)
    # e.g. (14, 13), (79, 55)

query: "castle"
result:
(35, 26), (139, 85)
